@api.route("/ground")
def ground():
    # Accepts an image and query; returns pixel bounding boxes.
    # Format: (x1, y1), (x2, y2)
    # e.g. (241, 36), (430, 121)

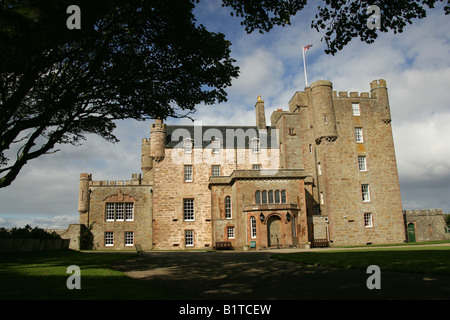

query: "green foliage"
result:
(0, 224), (61, 239)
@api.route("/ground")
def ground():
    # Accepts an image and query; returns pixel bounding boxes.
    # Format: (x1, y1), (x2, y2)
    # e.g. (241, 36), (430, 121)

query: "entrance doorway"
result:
(407, 223), (416, 242)
(267, 215), (282, 247)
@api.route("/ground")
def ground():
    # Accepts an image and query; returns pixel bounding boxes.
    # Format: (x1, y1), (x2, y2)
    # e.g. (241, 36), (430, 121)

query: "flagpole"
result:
(302, 46), (308, 87)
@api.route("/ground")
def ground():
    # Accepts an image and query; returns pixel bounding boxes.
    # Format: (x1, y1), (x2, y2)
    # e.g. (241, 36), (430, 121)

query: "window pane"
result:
(281, 190), (287, 203)
(184, 139), (192, 154)
(184, 165), (193, 182)
(212, 165), (221, 176)
(251, 217), (257, 238)
(361, 184), (370, 202)
(185, 230), (194, 246)
(255, 191), (261, 204)
(125, 232), (134, 246)
(225, 196), (232, 219)
(212, 140), (220, 153)
(184, 199), (194, 221)
(358, 156), (366, 171)
(352, 103), (360, 116)
(125, 203), (134, 220)
(355, 128), (364, 143)
(227, 226), (235, 239)
(115, 203), (124, 220)
(262, 190), (267, 204)
(106, 203), (115, 221)
(268, 190), (274, 204)
(105, 232), (114, 246)
(275, 190), (280, 203)
(364, 213), (373, 227)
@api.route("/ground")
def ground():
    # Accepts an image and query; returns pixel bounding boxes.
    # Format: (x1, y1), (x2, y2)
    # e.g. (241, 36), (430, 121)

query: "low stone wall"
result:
(0, 238), (70, 253)
(404, 209), (450, 242)
(46, 224), (83, 250)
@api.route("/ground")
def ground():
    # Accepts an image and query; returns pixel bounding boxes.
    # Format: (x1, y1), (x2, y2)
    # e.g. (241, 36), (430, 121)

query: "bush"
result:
(0, 225), (61, 240)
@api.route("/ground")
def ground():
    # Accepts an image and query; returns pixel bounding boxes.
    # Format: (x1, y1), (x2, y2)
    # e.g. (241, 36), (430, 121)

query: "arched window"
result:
(250, 216), (257, 238)
(268, 190), (274, 204)
(225, 196), (231, 219)
(255, 191), (261, 204)
(262, 190), (267, 204)
(274, 190), (280, 203)
(281, 190), (287, 203)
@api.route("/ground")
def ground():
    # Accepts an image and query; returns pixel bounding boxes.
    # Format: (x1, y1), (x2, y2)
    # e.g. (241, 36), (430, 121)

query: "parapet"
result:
(87, 173), (151, 186)
(370, 79), (387, 90)
(403, 209), (444, 215)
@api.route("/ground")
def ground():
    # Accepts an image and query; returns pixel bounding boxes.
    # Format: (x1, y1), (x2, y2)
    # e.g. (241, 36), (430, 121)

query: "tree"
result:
(1, 0), (448, 188)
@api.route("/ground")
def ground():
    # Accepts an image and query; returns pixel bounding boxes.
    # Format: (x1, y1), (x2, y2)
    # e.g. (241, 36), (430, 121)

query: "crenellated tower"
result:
(370, 79), (391, 123)
(309, 80), (338, 144)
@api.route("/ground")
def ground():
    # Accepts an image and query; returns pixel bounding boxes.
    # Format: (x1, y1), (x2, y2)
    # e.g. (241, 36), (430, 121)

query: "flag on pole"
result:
(302, 44), (312, 87)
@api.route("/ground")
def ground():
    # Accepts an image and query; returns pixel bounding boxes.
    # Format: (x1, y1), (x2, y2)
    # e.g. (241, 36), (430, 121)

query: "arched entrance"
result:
(407, 223), (416, 243)
(267, 215), (282, 247)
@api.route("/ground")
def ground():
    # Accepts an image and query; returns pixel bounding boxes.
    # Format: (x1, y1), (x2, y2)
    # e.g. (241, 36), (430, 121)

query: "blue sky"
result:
(1, 1), (449, 229)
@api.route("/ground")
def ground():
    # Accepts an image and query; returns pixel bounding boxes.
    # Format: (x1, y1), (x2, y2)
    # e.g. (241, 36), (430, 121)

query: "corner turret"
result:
(150, 118), (166, 162)
(370, 79), (391, 123)
(309, 80), (338, 144)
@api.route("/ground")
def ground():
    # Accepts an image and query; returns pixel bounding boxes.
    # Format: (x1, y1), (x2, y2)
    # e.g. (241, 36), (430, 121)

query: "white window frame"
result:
(250, 217), (257, 238)
(125, 203), (134, 221)
(185, 230), (194, 247)
(251, 138), (260, 154)
(212, 140), (221, 154)
(252, 164), (261, 170)
(352, 103), (360, 116)
(227, 226), (235, 239)
(183, 199), (195, 221)
(318, 162), (322, 175)
(361, 184), (370, 202)
(355, 127), (364, 143)
(183, 138), (193, 154)
(364, 213), (373, 228)
(324, 114), (328, 124)
(104, 232), (114, 246)
(106, 202), (133, 221)
(320, 192), (324, 205)
(212, 165), (221, 177)
(184, 165), (193, 182)
(225, 196), (232, 219)
(106, 203), (115, 221)
(358, 156), (367, 171)
(124, 231), (134, 246)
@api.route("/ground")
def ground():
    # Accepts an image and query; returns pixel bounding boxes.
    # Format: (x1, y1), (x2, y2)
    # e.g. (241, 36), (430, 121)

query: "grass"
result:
(0, 249), (184, 300)
(272, 245), (450, 275)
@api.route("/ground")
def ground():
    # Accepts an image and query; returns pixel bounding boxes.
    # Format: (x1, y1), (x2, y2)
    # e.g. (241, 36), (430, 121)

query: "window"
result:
(324, 114), (328, 124)
(227, 226), (235, 239)
(262, 190), (267, 204)
(183, 199), (194, 221)
(212, 140), (221, 153)
(358, 156), (367, 171)
(268, 190), (274, 204)
(288, 128), (296, 135)
(320, 192), (324, 205)
(275, 190), (280, 203)
(364, 213), (373, 227)
(250, 217), (257, 238)
(309, 144), (312, 153)
(104, 232), (114, 246)
(361, 184), (370, 202)
(352, 103), (360, 116)
(281, 190), (287, 204)
(212, 165), (221, 177)
(106, 203), (134, 221)
(184, 165), (193, 182)
(252, 164), (261, 170)
(124, 231), (134, 246)
(185, 230), (194, 246)
(318, 162), (322, 175)
(225, 196), (232, 219)
(183, 138), (192, 154)
(251, 138), (260, 153)
(255, 191), (261, 204)
(355, 127), (364, 143)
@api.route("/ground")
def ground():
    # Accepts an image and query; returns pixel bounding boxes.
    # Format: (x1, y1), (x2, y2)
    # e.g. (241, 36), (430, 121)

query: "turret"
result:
(141, 138), (152, 171)
(255, 95), (267, 130)
(370, 79), (391, 123)
(150, 118), (166, 162)
(78, 173), (91, 214)
(309, 80), (338, 144)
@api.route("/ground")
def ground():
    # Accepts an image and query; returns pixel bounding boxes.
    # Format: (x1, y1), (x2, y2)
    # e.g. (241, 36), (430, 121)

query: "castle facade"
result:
(78, 79), (406, 250)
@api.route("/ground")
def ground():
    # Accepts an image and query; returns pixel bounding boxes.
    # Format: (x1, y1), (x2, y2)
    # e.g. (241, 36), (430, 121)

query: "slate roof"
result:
(164, 125), (279, 149)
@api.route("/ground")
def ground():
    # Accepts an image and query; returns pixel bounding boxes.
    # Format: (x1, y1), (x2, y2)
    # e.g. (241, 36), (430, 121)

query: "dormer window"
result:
(183, 138), (193, 154)
(211, 139), (221, 153)
(251, 138), (260, 154)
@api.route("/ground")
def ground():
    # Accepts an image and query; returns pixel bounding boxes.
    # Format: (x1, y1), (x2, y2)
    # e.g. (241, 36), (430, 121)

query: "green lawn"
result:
(0, 250), (184, 300)
(272, 245), (450, 275)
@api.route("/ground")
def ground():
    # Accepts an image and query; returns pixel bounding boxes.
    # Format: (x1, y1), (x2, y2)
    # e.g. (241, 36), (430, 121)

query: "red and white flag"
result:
(304, 44), (313, 52)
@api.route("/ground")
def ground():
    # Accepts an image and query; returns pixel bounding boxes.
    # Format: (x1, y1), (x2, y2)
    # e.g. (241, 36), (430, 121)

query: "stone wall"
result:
(404, 209), (450, 242)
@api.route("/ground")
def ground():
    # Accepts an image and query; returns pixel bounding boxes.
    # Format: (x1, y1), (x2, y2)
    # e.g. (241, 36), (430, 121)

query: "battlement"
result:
(151, 118), (166, 132)
(370, 79), (387, 90)
(82, 173), (151, 187)
(333, 91), (373, 98)
(142, 138), (150, 143)
(403, 208), (444, 216)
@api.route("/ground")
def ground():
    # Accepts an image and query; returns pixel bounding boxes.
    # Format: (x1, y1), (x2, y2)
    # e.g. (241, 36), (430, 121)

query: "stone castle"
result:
(78, 79), (408, 250)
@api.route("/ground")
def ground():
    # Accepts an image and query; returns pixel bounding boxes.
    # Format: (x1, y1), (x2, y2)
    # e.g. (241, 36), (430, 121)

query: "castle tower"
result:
(78, 173), (91, 224)
(255, 95), (266, 130)
(141, 138), (152, 172)
(150, 118), (166, 162)
(370, 79), (391, 123)
(309, 80), (338, 144)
